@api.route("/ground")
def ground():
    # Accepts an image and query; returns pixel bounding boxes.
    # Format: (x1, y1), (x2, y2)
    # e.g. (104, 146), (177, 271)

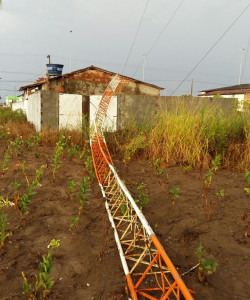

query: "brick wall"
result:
(49, 69), (160, 97)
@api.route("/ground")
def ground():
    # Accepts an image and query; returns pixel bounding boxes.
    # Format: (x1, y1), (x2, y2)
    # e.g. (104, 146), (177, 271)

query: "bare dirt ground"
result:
(0, 144), (250, 300)
(114, 158), (250, 300)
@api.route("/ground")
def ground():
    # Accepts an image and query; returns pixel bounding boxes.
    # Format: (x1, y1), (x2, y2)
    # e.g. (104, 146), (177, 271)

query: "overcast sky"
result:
(0, 0), (250, 101)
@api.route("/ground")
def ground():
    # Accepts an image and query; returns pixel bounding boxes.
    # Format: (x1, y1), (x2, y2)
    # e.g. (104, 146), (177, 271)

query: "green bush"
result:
(0, 108), (27, 124)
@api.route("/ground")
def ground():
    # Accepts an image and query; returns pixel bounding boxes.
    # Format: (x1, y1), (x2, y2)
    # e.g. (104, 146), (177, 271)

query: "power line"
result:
(0, 89), (19, 92)
(122, 0), (150, 74)
(0, 80), (34, 83)
(0, 71), (40, 75)
(171, 3), (250, 96)
(241, 36), (250, 81)
(147, 79), (229, 85)
(132, 0), (185, 77)
(0, 53), (46, 57)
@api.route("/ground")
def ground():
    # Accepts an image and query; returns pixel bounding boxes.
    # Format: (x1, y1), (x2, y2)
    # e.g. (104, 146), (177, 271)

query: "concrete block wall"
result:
(26, 90), (89, 131)
(117, 95), (238, 130)
(41, 90), (59, 130)
(12, 100), (28, 114)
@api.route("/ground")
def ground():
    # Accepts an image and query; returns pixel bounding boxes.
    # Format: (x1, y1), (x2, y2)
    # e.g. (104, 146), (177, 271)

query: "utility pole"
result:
(239, 48), (245, 84)
(69, 30), (72, 72)
(142, 54), (146, 81)
(190, 79), (193, 96)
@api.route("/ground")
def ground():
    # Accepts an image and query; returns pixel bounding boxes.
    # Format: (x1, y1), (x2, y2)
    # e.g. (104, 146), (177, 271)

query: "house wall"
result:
(26, 90), (89, 131)
(117, 95), (238, 129)
(47, 69), (160, 106)
(59, 94), (83, 129)
(27, 91), (41, 132)
(12, 100), (28, 114)
(221, 94), (244, 111)
(41, 90), (59, 130)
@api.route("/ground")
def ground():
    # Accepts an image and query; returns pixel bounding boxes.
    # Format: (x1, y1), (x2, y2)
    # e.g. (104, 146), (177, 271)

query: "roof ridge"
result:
(20, 65), (164, 91)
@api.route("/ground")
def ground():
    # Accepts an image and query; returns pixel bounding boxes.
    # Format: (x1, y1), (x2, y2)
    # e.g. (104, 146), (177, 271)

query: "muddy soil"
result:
(0, 146), (126, 300)
(114, 158), (250, 300)
(0, 144), (249, 300)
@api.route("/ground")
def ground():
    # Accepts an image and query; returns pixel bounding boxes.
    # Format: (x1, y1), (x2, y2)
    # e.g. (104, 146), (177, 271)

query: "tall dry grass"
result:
(0, 108), (89, 147)
(0, 107), (35, 140)
(107, 105), (249, 171)
(0, 106), (248, 170)
(40, 128), (87, 146)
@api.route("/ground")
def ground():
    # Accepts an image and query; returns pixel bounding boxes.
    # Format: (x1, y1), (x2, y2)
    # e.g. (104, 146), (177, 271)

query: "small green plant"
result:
(67, 143), (81, 160)
(18, 165), (45, 215)
(21, 161), (29, 185)
(244, 187), (250, 197)
(51, 135), (70, 181)
(215, 189), (226, 200)
(22, 239), (60, 299)
(196, 241), (218, 282)
(34, 132), (41, 147)
(120, 203), (128, 215)
(122, 135), (146, 165)
(77, 177), (91, 214)
(13, 179), (21, 208)
(60, 135), (70, 151)
(85, 152), (95, 180)
(123, 150), (131, 165)
(18, 182), (37, 215)
(0, 127), (10, 141)
(25, 134), (34, 148)
(35, 165), (46, 186)
(244, 170), (250, 183)
(211, 154), (221, 173)
(35, 152), (41, 158)
(0, 209), (9, 250)
(152, 158), (164, 176)
(136, 183), (149, 210)
(183, 165), (192, 174)
(1, 145), (11, 177)
(70, 216), (79, 233)
(66, 179), (76, 198)
(0, 197), (14, 249)
(14, 179), (21, 194)
(25, 133), (40, 149)
(169, 187), (180, 206)
(11, 136), (24, 156)
(52, 141), (63, 181)
(203, 155), (221, 219)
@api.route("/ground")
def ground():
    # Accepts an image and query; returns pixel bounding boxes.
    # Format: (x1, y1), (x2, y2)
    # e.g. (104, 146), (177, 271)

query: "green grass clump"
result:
(0, 108), (27, 124)
(107, 105), (249, 171)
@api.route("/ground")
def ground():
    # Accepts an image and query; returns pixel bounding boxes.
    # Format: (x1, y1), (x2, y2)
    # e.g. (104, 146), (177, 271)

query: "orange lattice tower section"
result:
(90, 74), (194, 300)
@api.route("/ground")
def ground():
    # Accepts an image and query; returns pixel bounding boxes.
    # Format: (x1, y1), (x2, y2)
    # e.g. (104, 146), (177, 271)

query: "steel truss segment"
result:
(90, 74), (194, 300)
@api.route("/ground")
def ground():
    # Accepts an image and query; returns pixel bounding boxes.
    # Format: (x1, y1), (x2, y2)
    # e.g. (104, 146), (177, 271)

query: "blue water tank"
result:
(46, 64), (64, 75)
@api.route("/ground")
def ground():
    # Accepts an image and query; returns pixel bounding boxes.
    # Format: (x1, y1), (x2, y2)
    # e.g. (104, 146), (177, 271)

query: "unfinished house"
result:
(19, 65), (163, 131)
